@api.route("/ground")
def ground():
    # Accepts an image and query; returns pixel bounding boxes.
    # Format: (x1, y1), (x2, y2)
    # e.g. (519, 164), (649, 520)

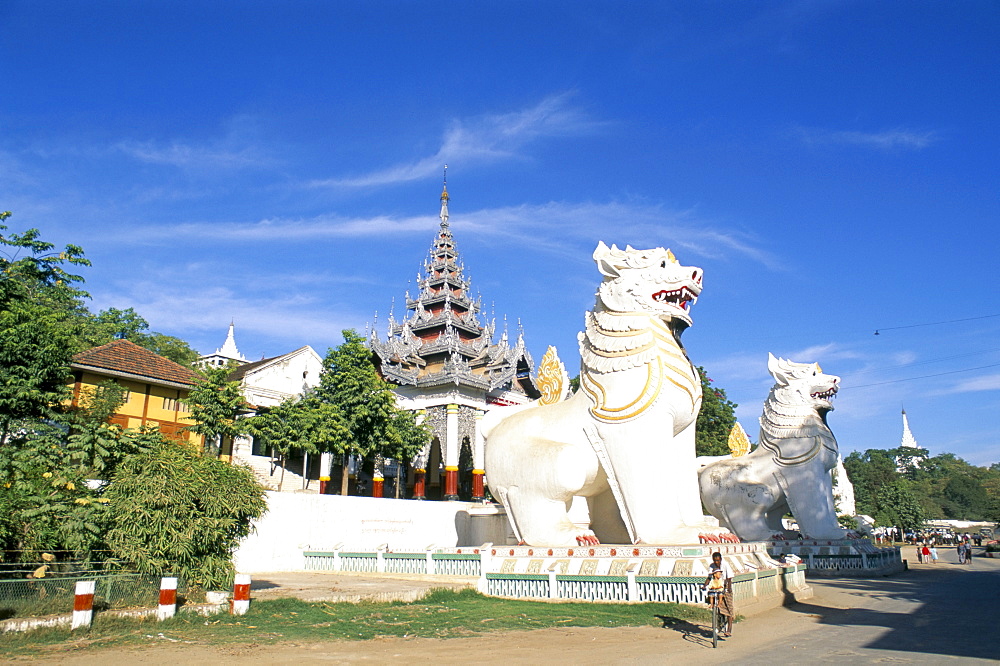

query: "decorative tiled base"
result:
(302, 541), (809, 605)
(768, 538), (904, 576)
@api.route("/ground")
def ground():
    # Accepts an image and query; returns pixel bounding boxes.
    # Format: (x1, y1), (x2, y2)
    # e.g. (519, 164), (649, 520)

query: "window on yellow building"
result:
(163, 397), (177, 411)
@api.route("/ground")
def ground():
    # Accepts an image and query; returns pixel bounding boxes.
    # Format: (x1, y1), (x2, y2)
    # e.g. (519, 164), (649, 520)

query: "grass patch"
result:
(0, 588), (711, 656)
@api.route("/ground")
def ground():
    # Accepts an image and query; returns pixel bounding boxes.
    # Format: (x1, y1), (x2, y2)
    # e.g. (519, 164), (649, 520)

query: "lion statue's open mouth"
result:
(651, 286), (698, 310)
(811, 387), (838, 401)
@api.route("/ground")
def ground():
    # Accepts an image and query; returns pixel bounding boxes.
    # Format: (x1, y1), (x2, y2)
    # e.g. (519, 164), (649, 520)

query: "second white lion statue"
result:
(699, 354), (847, 541)
(484, 242), (724, 546)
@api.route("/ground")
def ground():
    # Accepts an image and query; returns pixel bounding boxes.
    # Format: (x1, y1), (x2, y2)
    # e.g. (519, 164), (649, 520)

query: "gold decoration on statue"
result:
(728, 421), (751, 458)
(537, 346), (569, 405)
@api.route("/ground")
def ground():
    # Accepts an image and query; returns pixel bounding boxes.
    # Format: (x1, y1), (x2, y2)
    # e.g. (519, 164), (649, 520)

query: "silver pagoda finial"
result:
(439, 165), (450, 227)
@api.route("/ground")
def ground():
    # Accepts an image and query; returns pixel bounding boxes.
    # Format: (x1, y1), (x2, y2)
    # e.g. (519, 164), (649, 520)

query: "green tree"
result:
(892, 445), (930, 478)
(315, 329), (403, 495)
(94, 307), (150, 340)
(380, 409), (431, 498)
(695, 366), (738, 457)
(247, 395), (350, 490)
(104, 443), (267, 590)
(0, 212), (91, 444)
(844, 448), (898, 517)
(0, 378), (167, 560)
(942, 475), (989, 520)
(874, 480), (925, 530)
(64, 380), (160, 480)
(140, 332), (200, 367)
(246, 398), (308, 490)
(0, 420), (104, 559)
(186, 365), (250, 455)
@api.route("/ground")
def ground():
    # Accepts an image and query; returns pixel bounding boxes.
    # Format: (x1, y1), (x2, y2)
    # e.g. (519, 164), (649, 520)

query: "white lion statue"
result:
(699, 354), (847, 541)
(484, 242), (727, 546)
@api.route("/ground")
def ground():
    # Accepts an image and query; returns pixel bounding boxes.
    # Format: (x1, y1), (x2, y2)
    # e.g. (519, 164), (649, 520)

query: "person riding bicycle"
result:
(703, 552), (735, 637)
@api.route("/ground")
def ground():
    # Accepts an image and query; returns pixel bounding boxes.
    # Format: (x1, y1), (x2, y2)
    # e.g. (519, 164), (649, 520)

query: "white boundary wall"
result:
(234, 492), (514, 572)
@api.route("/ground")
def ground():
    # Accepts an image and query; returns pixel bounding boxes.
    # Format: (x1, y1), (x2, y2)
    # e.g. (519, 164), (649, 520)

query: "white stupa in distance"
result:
(197, 321), (249, 368)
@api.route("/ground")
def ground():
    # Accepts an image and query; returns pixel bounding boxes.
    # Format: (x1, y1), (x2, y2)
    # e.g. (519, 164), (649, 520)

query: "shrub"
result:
(103, 444), (267, 590)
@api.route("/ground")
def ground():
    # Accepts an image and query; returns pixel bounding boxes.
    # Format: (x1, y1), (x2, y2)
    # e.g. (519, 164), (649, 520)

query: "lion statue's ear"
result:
(593, 241), (622, 278)
(768, 352), (793, 386)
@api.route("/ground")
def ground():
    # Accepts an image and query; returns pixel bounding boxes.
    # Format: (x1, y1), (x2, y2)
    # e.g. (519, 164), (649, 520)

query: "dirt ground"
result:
(11, 547), (998, 665)
(0, 578), (859, 665)
(12, 620), (815, 665)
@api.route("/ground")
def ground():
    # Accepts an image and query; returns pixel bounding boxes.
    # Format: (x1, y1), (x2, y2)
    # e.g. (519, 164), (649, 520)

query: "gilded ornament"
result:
(727, 421), (751, 457)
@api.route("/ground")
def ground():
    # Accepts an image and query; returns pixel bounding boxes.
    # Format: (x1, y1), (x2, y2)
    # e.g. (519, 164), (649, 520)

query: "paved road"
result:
(722, 546), (999, 664)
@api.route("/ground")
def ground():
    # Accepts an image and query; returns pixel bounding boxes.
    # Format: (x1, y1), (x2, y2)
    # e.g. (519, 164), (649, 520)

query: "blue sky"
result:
(2, 2), (998, 464)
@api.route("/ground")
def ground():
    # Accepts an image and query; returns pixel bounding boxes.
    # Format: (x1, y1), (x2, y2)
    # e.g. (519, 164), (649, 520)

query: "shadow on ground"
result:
(786, 552), (999, 661)
(656, 614), (723, 649)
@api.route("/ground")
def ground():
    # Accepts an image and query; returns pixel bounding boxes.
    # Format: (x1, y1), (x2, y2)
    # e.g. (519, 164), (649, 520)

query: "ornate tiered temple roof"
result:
(370, 178), (538, 402)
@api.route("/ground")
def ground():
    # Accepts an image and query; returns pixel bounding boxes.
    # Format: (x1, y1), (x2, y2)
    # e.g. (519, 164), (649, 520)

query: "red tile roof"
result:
(72, 339), (199, 387)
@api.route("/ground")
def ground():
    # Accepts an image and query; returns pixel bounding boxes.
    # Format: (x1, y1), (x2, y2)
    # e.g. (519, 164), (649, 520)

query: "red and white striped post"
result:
(158, 577), (178, 620)
(71, 580), (96, 629)
(231, 574), (251, 615)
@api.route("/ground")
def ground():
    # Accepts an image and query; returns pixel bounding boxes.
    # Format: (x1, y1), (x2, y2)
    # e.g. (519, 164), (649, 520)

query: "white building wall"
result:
(232, 346), (324, 492)
(242, 347), (323, 408)
(233, 492), (515, 572)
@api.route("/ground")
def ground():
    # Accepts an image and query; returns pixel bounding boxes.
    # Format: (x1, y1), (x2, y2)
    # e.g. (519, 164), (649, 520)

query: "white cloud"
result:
(311, 92), (602, 188)
(94, 282), (362, 354)
(113, 114), (274, 170)
(127, 212), (440, 242)
(784, 342), (864, 364)
(700, 351), (771, 383)
(943, 373), (1000, 394)
(123, 199), (779, 267)
(115, 140), (269, 169)
(794, 127), (939, 150)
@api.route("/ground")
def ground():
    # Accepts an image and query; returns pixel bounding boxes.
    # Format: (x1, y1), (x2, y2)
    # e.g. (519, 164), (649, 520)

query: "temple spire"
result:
(900, 408), (919, 449)
(439, 164), (450, 227)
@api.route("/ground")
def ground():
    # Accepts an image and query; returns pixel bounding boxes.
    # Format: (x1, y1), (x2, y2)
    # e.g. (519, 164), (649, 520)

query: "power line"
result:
(874, 313), (1000, 335)
(847, 347), (1000, 377)
(844, 362), (1000, 389)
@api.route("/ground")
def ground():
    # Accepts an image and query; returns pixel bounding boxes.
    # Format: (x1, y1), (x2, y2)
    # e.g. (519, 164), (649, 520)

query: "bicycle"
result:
(705, 588), (722, 648)
(711, 597), (720, 648)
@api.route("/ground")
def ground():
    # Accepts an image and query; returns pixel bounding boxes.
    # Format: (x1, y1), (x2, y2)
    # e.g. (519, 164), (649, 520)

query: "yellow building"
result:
(69, 339), (202, 444)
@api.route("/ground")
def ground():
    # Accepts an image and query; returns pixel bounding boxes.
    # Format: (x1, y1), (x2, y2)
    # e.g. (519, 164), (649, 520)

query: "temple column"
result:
(319, 452), (333, 495)
(444, 403), (459, 500)
(372, 454), (384, 498)
(411, 409), (427, 500)
(413, 468), (427, 499)
(472, 409), (485, 501)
